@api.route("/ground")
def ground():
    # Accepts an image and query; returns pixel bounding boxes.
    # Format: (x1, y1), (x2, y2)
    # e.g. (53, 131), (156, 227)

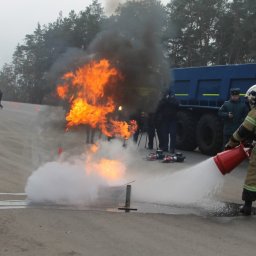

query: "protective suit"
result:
(226, 84), (256, 215)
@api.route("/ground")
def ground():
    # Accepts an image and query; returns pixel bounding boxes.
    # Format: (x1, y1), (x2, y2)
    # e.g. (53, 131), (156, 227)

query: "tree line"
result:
(0, 0), (255, 104)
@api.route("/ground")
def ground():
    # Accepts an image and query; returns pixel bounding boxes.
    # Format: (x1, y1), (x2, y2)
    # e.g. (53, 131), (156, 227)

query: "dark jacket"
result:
(218, 99), (248, 135)
(155, 95), (179, 125)
(130, 111), (146, 132)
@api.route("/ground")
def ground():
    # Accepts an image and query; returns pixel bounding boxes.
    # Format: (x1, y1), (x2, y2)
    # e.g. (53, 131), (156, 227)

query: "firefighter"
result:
(225, 84), (256, 215)
(218, 88), (248, 147)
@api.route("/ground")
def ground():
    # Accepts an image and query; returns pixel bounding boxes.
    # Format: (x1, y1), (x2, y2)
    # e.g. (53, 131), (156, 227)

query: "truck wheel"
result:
(196, 114), (223, 156)
(176, 111), (197, 151)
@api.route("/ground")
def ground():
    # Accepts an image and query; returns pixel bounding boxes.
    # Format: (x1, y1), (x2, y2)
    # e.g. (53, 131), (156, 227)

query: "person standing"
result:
(225, 84), (256, 215)
(155, 90), (179, 153)
(218, 88), (248, 147)
(85, 125), (95, 144)
(0, 89), (3, 109)
(167, 91), (179, 153)
(146, 112), (156, 150)
(130, 109), (146, 144)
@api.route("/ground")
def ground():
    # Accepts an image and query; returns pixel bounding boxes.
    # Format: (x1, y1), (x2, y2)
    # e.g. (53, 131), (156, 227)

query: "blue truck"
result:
(171, 63), (256, 155)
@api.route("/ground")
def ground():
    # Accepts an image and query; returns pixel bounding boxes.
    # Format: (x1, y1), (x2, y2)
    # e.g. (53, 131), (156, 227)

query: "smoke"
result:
(25, 159), (106, 205)
(26, 136), (224, 210)
(25, 140), (133, 205)
(104, 0), (125, 15)
(88, 0), (169, 112)
(50, 0), (169, 114)
(47, 48), (95, 88)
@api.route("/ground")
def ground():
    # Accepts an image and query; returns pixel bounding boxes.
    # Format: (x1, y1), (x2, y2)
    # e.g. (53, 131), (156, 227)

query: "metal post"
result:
(118, 184), (137, 212)
(125, 185), (131, 212)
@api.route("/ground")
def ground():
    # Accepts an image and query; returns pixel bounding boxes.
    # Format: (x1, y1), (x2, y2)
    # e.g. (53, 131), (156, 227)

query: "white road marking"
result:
(0, 193), (26, 196)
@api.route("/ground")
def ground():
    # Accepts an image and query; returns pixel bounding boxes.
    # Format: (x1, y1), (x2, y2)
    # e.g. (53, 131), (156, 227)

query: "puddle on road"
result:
(1, 192), (255, 217)
(0, 199), (255, 217)
(131, 201), (256, 217)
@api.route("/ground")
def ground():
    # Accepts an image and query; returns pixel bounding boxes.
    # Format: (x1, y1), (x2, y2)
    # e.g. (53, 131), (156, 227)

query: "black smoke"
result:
(88, 0), (170, 113)
(50, 0), (170, 114)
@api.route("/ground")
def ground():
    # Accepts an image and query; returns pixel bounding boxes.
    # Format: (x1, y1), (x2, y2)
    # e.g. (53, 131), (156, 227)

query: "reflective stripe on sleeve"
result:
(244, 184), (256, 192)
(245, 116), (256, 126)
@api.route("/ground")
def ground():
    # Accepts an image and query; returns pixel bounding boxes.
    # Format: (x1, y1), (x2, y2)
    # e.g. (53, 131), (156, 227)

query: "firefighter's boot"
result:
(240, 201), (252, 216)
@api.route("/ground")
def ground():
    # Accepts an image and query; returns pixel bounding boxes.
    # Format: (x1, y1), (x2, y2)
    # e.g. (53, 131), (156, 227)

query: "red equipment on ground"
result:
(146, 150), (185, 163)
(162, 152), (185, 163)
(146, 150), (165, 161)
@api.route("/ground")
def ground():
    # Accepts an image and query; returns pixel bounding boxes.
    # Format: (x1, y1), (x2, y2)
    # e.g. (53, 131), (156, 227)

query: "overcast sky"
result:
(0, 0), (169, 69)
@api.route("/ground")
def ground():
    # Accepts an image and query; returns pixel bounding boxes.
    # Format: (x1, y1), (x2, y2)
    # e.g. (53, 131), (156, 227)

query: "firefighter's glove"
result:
(242, 140), (253, 149)
(224, 144), (232, 150)
(224, 136), (240, 150)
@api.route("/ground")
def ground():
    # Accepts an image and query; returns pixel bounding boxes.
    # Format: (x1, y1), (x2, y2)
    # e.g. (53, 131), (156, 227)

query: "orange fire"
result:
(56, 84), (68, 100)
(86, 145), (126, 183)
(57, 59), (137, 139)
(95, 158), (125, 181)
(90, 143), (99, 153)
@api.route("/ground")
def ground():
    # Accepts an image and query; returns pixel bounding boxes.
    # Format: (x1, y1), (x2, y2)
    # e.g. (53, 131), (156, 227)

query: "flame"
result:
(95, 159), (125, 181)
(56, 84), (68, 99)
(90, 143), (99, 153)
(86, 144), (125, 183)
(57, 59), (137, 139)
(109, 120), (137, 140)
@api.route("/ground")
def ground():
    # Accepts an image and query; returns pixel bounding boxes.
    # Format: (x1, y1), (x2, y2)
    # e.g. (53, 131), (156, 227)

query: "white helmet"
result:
(245, 84), (256, 107)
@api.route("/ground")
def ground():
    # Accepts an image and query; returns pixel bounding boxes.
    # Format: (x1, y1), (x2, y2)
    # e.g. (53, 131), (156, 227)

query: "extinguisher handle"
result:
(244, 147), (252, 157)
(240, 143), (252, 158)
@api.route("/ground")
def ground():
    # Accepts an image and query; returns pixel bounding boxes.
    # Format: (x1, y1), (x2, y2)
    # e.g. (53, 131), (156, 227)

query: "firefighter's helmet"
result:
(245, 84), (256, 107)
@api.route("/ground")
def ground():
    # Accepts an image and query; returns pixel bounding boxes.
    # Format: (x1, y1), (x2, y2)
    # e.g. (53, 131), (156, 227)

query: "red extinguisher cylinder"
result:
(213, 144), (251, 175)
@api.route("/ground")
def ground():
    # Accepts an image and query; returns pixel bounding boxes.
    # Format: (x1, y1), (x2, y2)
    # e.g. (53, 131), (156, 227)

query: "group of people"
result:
(132, 86), (256, 216)
(132, 89), (179, 154)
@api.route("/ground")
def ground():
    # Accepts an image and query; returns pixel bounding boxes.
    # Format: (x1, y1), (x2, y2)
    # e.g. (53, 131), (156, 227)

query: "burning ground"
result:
(26, 55), (224, 209)
(29, 1), (172, 207)
(26, 65), (233, 212)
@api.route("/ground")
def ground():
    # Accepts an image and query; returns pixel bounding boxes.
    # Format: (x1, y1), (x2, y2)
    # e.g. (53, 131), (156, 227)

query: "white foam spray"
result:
(26, 158), (105, 205)
(132, 158), (224, 208)
(26, 138), (224, 211)
(25, 140), (129, 205)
